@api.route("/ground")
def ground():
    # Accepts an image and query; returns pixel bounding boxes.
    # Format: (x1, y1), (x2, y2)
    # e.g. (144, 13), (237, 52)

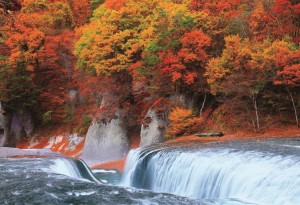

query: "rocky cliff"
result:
(81, 116), (129, 165)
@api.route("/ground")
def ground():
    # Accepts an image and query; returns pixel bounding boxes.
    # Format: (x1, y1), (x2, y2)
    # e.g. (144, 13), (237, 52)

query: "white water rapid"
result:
(48, 158), (102, 184)
(122, 140), (300, 205)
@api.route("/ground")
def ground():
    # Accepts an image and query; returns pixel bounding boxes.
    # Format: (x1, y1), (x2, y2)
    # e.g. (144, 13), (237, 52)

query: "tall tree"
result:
(206, 35), (292, 130)
(275, 47), (300, 127)
(4, 0), (77, 123)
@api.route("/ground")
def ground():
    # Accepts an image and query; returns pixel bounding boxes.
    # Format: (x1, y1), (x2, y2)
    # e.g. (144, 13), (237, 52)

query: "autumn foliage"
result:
(0, 0), (299, 138)
(167, 107), (202, 137)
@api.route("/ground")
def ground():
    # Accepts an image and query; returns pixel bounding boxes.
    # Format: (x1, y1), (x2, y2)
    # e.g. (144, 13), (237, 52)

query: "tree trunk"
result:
(287, 89), (299, 127)
(199, 92), (207, 117)
(245, 104), (256, 132)
(252, 94), (260, 131)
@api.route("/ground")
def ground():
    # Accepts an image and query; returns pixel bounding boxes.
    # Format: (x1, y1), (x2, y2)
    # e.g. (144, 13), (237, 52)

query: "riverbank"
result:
(92, 126), (300, 172)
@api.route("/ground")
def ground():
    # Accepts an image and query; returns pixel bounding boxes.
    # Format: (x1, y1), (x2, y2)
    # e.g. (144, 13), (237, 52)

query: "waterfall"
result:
(48, 158), (101, 184)
(122, 142), (300, 205)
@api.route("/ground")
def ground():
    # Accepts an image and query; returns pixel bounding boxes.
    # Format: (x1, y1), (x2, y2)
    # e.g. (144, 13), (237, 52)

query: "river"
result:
(1, 137), (299, 204)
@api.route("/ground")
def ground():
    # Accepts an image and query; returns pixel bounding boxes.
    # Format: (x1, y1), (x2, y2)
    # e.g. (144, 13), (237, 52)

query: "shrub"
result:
(166, 107), (202, 137)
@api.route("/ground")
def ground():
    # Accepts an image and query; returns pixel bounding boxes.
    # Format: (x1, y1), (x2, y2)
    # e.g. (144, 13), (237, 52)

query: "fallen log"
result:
(194, 132), (224, 137)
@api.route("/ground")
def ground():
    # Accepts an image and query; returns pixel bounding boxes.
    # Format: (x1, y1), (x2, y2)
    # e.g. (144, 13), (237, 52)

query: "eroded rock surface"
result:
(0, 113), (4, 146)
(81, 117), (129, 165)
(140, 108), (167, 147)
(10, 110), (34, 143)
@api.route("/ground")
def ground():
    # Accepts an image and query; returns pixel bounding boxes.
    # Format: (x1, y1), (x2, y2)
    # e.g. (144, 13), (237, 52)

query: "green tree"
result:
(0, 59), (38, 112)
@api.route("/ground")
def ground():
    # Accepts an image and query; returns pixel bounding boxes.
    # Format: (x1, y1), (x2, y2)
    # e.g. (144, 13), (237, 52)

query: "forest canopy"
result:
(0, 0), (299, 135)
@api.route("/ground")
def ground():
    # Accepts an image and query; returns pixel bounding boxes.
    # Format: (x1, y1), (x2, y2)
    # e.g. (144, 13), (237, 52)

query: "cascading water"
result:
(48, 158), (83, 179)
(0, 157), (201, 204)
(1, 138), (299, 204)
(48, 158), (102, 183)
(122, 138), (300, 205)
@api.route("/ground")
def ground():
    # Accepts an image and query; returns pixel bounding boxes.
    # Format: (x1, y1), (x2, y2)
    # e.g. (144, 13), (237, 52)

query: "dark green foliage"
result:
(144, 55), (160, 66)
(90, 0), (104, 11)
(0, 61), (38, 112)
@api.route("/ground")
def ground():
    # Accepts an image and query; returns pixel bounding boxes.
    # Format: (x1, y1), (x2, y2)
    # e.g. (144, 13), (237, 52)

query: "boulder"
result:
(81, 117), (129, 165)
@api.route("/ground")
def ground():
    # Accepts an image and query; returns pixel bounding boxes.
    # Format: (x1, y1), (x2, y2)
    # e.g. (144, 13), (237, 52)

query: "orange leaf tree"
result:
(4, 0), (77, 123)
(167, 107), (202, 137)
(274, 48), (300, 127)
(206, 36), (297, 130)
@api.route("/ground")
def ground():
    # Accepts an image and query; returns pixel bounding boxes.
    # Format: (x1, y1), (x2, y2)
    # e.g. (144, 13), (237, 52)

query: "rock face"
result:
(81, 117), (129, 165)
(68, 89), (80, 113)
(169, 94), (193, 109)
(10, 110), (34, 142)
(0, 103), (34, 147)
(140, 109), (167, 147)
(0, 113), (4, 146)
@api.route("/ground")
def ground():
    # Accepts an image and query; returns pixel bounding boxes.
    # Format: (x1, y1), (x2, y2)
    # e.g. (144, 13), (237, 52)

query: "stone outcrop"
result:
(0, 113), (4, 146)
(140, 108), (167, 147)
(81, 116), (129, 165)
(0, 102), (34, 147)
(68, 89), (80, 113)
(10, 110), (34, 143)
(169, 94), (193, 109)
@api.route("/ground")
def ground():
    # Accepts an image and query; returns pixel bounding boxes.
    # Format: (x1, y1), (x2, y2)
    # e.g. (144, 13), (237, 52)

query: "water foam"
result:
(49, 158), (83, 179)
(122, 146), (300, 205)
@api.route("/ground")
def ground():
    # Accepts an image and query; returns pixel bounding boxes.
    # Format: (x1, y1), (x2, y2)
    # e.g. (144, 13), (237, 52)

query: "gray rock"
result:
(0, 113), (4, 146)
(69, 89), (79, 104)
(0, 102), (12, 147)
(10, 110), (34, 143)
(169, 94), (193, 109)
(0, 101), (4, 113)
(0, 113), (4, 129)
(81, 117), (129, 165)
(140, 109), (167, 147)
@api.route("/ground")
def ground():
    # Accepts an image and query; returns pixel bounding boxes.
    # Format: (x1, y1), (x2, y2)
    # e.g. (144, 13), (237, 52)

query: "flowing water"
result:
(0, 157), (200, 205)
(1, 138), (299, 204)
(122, 138), (300, 205)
